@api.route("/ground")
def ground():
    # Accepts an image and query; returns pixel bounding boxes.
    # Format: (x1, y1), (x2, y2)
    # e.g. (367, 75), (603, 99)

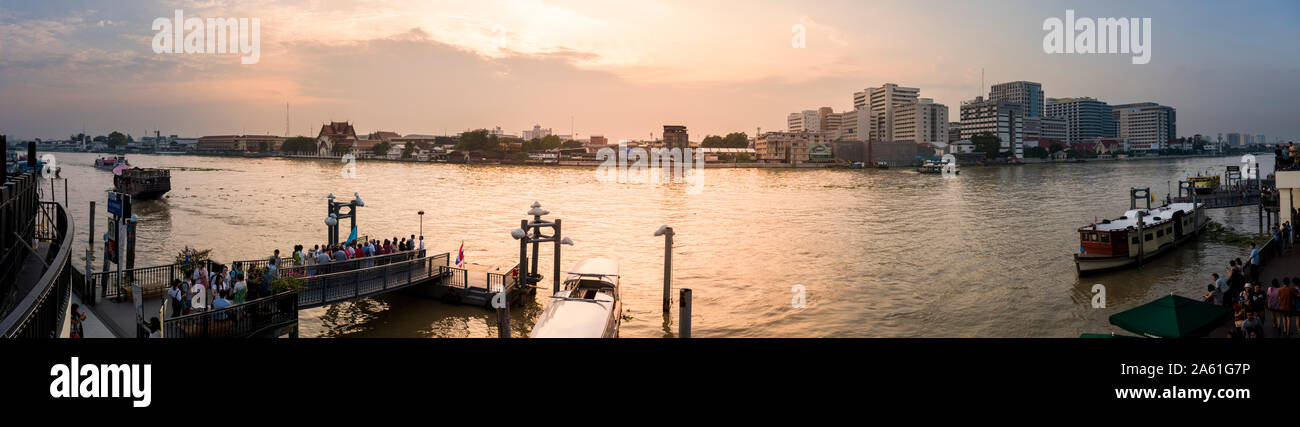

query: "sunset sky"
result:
(1, 0), (1297, 142)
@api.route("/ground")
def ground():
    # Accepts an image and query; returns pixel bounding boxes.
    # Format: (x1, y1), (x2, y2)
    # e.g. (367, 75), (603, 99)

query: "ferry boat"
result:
(94, 155), (129, 171)
(1074, 202), (1208, 274)
(875, 161), (890, 169)
(530, 258), (622, 338)
(113, 167), (171, 200)
(916, 159), (958, 175)
(1186, 175), (1220, 195)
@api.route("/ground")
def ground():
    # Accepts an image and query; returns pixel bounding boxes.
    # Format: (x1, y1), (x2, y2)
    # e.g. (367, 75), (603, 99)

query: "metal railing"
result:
(1, 201), (73, 338)
(233, 247), (419, 278)
(439, 260), (521, 294)
(1, 171), (41, 310)
(162, 291), (299, 338)
(297, 252), (448, 308)
(88, 262), (191, 303)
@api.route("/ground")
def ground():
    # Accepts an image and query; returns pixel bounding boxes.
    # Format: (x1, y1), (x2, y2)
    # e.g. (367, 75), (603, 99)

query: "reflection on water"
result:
(45, 152), (1272, 337)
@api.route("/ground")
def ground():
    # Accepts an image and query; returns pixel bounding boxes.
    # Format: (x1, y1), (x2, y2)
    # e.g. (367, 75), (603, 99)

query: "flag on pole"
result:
(455, 241), (464, 267)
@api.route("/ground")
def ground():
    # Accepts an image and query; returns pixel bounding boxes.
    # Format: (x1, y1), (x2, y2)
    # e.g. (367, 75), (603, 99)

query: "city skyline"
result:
(1, 0), (1298, 142)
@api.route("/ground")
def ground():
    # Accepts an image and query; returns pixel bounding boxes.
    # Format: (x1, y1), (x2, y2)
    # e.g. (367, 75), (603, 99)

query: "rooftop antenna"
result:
(980, 68), (985, 98)
(285, 102), (290, 137)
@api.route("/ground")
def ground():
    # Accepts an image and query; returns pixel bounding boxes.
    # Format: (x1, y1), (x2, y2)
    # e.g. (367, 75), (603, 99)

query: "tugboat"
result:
(113, 167), (171, 200)
(1074, 189), (1208, 275)
(530, 258), (622, 338)
(94, 155), (129, 171)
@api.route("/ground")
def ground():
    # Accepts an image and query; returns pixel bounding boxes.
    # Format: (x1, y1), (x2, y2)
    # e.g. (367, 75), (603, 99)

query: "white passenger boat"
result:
(530, 258), (622, 338)
(1074, 202), (1209, 275)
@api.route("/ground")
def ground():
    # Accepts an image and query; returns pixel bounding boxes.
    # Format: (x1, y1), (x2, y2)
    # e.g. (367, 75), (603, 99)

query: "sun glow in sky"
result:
(1, 0), (1297, 142)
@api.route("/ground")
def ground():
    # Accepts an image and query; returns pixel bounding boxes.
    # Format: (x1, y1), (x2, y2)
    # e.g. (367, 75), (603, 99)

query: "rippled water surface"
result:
(46, 152), (1273, 337)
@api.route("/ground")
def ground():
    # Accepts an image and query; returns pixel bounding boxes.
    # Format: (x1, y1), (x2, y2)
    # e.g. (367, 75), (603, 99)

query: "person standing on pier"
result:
(417, 235), (424, 251)
(268, 249), (281, 278)
(1215, 272), (1231, 307)
(1249, 244), (1261, 284)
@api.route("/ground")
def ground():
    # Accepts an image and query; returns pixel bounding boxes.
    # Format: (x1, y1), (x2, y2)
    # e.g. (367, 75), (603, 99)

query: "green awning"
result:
(1108, 295), (1231, 338)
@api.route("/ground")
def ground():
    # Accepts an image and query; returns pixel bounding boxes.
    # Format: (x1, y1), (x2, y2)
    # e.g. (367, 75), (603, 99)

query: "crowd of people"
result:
(1275, 141), (1298, 171)
(1202, 222), (1297, 338)
(160, 234), (426, 318)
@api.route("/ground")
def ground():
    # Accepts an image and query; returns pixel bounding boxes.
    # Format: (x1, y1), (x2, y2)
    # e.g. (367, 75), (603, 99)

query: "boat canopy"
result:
(1085, 203), (1200, 232)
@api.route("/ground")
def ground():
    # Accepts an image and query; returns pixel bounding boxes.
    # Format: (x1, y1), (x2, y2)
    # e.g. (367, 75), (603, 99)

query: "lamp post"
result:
(418, 210), (425, 238)
(326, 192), (363, 246)
(654, 224), (674, 313)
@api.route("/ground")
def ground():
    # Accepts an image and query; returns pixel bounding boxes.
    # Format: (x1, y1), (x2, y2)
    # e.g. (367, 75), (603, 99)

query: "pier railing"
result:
(439, 260), (522, 294)
(1, 171), (41, 312)
(297, 252), (448, 308)
(1, 201), (74, 338)
(162, 290), (299, 338)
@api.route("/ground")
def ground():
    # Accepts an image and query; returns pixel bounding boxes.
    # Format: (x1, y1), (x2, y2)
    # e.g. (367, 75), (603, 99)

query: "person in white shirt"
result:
(418, 236), (425, 251)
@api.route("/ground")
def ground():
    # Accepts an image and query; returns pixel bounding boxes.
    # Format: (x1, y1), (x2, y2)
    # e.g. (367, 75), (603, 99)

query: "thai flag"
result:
(455, 241), (464, 267)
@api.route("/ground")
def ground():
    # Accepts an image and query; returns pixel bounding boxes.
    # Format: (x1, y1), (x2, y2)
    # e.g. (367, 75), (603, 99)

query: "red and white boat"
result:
(1074, 202), (1209, 275)
(94, 155), (129, 171)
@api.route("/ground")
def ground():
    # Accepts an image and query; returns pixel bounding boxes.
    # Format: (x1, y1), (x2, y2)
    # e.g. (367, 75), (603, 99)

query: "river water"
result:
(42, 152), (1273, 337)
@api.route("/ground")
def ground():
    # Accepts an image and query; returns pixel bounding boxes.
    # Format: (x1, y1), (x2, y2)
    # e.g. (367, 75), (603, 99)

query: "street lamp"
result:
(418, 210), (425, 238)
(654, 224), (674, 313)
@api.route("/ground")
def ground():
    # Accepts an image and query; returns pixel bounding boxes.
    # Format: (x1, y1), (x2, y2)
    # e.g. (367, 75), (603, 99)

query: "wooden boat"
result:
(113, 167), (171, 200)
(875, 161), (889, 169)
(530, 258), (622, 338)
(1074, 202), (1208, 274)
(94, 155), (129, 171)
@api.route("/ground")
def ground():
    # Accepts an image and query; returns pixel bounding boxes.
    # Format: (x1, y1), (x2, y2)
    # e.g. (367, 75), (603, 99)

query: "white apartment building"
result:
(1111, 102), (1176, 152)
(787, 110), (821, 132)
(853, 83), (919, 142)
(1023, 116), (1069, 142)
(893, 98), (949, 144)
(836, 108), (875, 141)
(960, 96), (1025, 158)
(522, 124), (552, 140)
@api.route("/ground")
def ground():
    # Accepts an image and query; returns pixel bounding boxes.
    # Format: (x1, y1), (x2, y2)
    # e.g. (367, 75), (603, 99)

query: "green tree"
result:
(701, 135), (724, 147)
(281, 136), (316, 153)
(561, 139), (583, 148)
(456, 129), (502, 154)
(722, 132), (749, 148)
(332, 142), (352, 156)
(106, 131), (128, 147)
(971, 132), (1001, 158)
(371, 141), (392, 156)
(538, 134), (562, 150)
(1025, 146), (1048, 158)
(401, 142), (415, 159)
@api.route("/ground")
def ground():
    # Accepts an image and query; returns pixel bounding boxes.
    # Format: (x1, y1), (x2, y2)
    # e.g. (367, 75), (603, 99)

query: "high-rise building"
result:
(787, 110), (820, 132)
(1023, 116), (1069, 142)
(663, 125), (689, 149)
(989, 81), (1044, 117)
(1227, 133), (1243, 146)
(522, 124), (552, 140)
(948, 122), (962, 143)
(894, 98), (949, 144)
(1111, 102), (1176, 152)
(1045, 97), (1115, 143)
(853, 83), (919, 141)
(836, 108), (875, 142)
(960, 96), (1025, 158)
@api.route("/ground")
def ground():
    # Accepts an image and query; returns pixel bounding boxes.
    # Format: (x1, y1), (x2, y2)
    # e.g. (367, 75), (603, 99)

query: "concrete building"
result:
(948, 122), (962, 143)
(755, 131), (833, 164)
(989, 81), (1044, 117)
(1227, 133), (1243, 147)
(960, 96), (1025, 158)
(894, 98), (949, 145)
(853, 83), (919, 142)
(1111, 102), (1176, 152)
(663, 125), (689, 149)
(522, 124), (552, 140)
(1045, 97), (1115, 143)
(787, 110), (820, 133)
(197, 134), (286, 152)
(316, 121), (359, 155)
(1023, 116), (1069, 141)
(836, 108), (875, 142)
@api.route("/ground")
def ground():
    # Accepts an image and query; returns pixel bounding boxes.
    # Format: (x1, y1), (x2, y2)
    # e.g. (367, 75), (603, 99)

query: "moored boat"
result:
(916, 159), (957, 175)
(1074, 202), (1209, 275)
(1186, 175), (1220, 195)
(875, 161), (889, 169)
(530, 258), (622, 338)
(113, 167), (171, 200)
